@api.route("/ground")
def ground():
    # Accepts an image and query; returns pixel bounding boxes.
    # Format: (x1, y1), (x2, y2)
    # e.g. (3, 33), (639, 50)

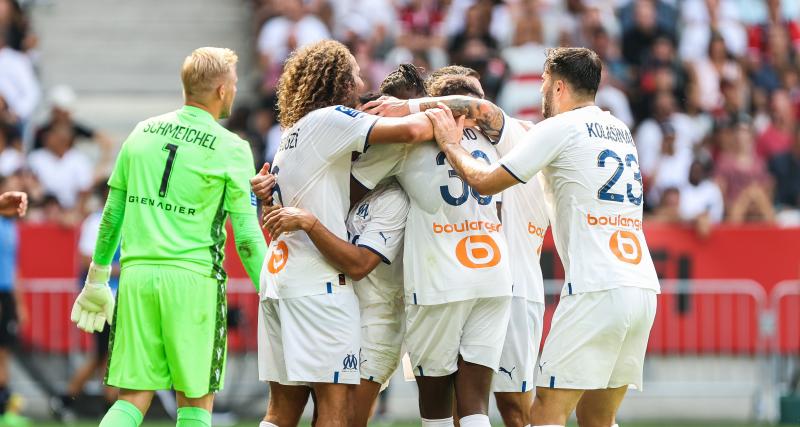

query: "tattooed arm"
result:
(363, 95), (505, 142)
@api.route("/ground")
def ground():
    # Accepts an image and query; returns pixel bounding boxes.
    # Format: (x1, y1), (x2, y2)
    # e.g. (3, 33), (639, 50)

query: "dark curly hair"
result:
(277, 40), (358, 128)
(379, 64), (427, 99)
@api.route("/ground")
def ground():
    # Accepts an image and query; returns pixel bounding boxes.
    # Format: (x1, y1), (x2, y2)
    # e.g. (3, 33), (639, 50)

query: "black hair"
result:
(380, 64), (427, 99)
(427, 75), (484, 98)
(425, 65), (479, 95)
(358, 91), (382, 105)
(543, 47), (602, 98)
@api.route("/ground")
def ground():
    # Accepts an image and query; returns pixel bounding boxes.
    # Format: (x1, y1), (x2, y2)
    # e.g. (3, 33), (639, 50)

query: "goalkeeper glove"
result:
(71, 262), (115, 333)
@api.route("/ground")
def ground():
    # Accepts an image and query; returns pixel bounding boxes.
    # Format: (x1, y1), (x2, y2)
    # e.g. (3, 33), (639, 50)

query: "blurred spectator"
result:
(633, 36), (688, 121)
(750, 24), (796, 92)
(257, 0), (330, 92)
(0, 31), (39, 122)
(756, 89), (796, 160)
(590, 26), (630, 90)
(645, 122), (692, 206)
(0, 123), (22, 177)
(32, 86), (115, 180)
(768, 127), (800, 210)
(715, 122), (775, 223)
(649, 187), (681, 222)
(688, 32), (743, 113)
(636, 92), (699, 180)
(678, 0), (747, 62)
(496, 2), (546, 121)
(389, 0), (447, 71)
(27, 123), (92, 219)
(679, 159), (725, 225)
(0, 0), (35, 52)
(596, 67), (634, 128)
(0, 174), (26, 422)
(621, 0), (675, 68)
(447, 2), (503, 99)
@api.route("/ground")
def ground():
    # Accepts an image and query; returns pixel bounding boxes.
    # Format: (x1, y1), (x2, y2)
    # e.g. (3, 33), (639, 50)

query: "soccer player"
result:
(426, 47), (660, 427)
(251, 63), (424, 427)
(69, 47), (266, 427)
(354, 66), (512, 427)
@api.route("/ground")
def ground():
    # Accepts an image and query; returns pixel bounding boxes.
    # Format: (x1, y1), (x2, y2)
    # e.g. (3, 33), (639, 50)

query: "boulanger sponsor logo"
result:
(267, 241), (288, 273)
(586, 213), (642, 231)
(432, 220), (502, 234)
(527, 222), (546, 238)
(455, 235), (501, 268)
(609, 230), (642, 265)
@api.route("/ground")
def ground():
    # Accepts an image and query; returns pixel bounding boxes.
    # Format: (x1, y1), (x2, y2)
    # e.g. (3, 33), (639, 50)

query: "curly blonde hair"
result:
(277, 40), (357, 128)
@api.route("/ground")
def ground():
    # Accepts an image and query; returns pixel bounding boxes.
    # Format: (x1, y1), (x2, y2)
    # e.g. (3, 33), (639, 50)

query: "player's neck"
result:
(184, 101), (221, 120)
(558, 100), (594, 115)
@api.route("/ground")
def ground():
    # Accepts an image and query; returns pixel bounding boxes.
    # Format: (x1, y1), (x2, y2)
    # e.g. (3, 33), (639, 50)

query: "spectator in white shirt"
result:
(0, 32), (39, 122)
(257, 0), (330, 92)
(27, 123), (92, 215)
(679, 159), (725, 224)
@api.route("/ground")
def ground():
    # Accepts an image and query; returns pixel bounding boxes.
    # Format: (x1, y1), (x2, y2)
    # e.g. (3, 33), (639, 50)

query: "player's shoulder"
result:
(369, 179), (410, 212)
(304, 105), (368, 124)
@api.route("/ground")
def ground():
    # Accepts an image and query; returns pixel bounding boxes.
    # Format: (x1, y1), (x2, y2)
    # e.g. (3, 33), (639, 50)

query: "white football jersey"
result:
(261, 105), (379, 299)
(500, 106), (660, 296)
(352, 128), (513, 305)
(496, 116), (550, 303)
(346, 179), (410, 306)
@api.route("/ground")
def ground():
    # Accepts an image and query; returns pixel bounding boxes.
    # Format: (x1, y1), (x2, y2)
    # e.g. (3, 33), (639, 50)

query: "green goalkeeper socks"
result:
(99, 400), (143, 427)
(176, 406), (212, 427)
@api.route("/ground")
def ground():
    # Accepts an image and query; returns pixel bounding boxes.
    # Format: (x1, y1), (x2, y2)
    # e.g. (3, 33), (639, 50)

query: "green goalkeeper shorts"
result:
(105, 265), (227, 398)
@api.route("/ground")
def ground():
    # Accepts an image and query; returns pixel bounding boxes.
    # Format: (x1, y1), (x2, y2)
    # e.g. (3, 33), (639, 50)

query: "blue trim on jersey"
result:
(413, 293), (418, 305)
(357, 243), (391, 265)
(567, 283), (573, 295)
(333, 371), (340, 383)
(368, 375), (374, 382)
(500, 163), (526, 184)
(549, 376), (555, 389)
(418, 365), (424, 376)
(326, 282), (333, 294)
(362, 118), (379, 153)
(521, 381), (527, 392)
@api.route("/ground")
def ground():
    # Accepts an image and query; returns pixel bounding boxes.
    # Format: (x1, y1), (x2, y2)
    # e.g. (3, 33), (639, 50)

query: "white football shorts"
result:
(492, 298), (545, 393)
(359, 295), (405, 385)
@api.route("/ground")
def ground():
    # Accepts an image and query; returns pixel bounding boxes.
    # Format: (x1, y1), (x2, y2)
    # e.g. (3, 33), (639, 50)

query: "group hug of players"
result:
(69, 40), (660, 427)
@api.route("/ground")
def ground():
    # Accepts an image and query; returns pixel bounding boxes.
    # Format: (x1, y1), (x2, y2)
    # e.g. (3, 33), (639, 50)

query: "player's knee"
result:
(495, 395), (525, 427)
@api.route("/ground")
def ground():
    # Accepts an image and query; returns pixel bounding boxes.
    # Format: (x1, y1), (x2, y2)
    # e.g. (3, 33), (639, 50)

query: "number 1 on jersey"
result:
(159, 143), (178, 197)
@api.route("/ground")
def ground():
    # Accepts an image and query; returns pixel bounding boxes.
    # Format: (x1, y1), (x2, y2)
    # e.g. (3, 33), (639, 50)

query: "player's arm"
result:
(426, 105), (517, 195)
(230, 212), (267, 289)
(263, 206), (381, 281)
(366, 113), (434, 146)
(71, 187), (125, 333)
(364, 95), (505, 142)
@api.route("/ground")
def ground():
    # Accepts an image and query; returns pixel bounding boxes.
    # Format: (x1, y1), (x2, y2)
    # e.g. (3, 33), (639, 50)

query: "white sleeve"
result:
(498, 117), (569, 184)
(355, 189), (410, 264)
(312, 106), (380, 159)
(351, 144), (405, 190)
(494, 115), (533, 156)
(78, 215), (99, 257)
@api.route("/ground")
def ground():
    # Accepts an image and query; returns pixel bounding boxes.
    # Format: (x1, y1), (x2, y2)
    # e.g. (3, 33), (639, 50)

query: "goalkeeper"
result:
(70, 47), (266, 427)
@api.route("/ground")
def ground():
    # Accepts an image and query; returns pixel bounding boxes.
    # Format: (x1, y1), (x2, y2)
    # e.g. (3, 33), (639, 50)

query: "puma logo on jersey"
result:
(499, 366), (515, 380)
(379, 232), (390, 244)
(538, 361), (547, 373)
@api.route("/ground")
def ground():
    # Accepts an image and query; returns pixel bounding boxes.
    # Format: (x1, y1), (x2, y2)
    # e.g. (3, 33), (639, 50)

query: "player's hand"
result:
(361, 96), (409, 117)
(250, 163), (276, 205)
(70, 263), (115, 333)
(0, 191), (27, 218)
(263, 207), (316, 239)
(426, 102), (465, 150)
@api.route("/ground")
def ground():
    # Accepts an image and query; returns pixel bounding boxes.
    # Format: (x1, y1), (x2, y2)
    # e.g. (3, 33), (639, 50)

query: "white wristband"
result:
(87, 262), (111, 285)
(409, 99), (421, 114)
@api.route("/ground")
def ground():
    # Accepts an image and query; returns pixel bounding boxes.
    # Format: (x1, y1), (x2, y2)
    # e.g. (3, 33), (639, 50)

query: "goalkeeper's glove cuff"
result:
(87, 262), (111, 285)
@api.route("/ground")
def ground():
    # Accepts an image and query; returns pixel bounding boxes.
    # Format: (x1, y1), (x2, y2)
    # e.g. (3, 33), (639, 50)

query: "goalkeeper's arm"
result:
(230, 211), (267, 291)
(72, 187), (125, 333)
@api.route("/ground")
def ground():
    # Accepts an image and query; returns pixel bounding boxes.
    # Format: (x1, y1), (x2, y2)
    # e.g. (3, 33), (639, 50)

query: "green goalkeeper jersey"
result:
(108, 105), (256, 280)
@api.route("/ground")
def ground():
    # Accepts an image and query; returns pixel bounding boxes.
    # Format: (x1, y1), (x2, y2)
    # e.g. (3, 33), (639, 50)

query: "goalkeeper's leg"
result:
(175, 392), (214, 427)
(99, 389), (153, 427)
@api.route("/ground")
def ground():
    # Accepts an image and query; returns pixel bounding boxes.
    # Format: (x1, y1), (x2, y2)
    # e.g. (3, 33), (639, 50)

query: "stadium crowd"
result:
(1, 0), (800, 229)
(224, 0), (800, 233)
